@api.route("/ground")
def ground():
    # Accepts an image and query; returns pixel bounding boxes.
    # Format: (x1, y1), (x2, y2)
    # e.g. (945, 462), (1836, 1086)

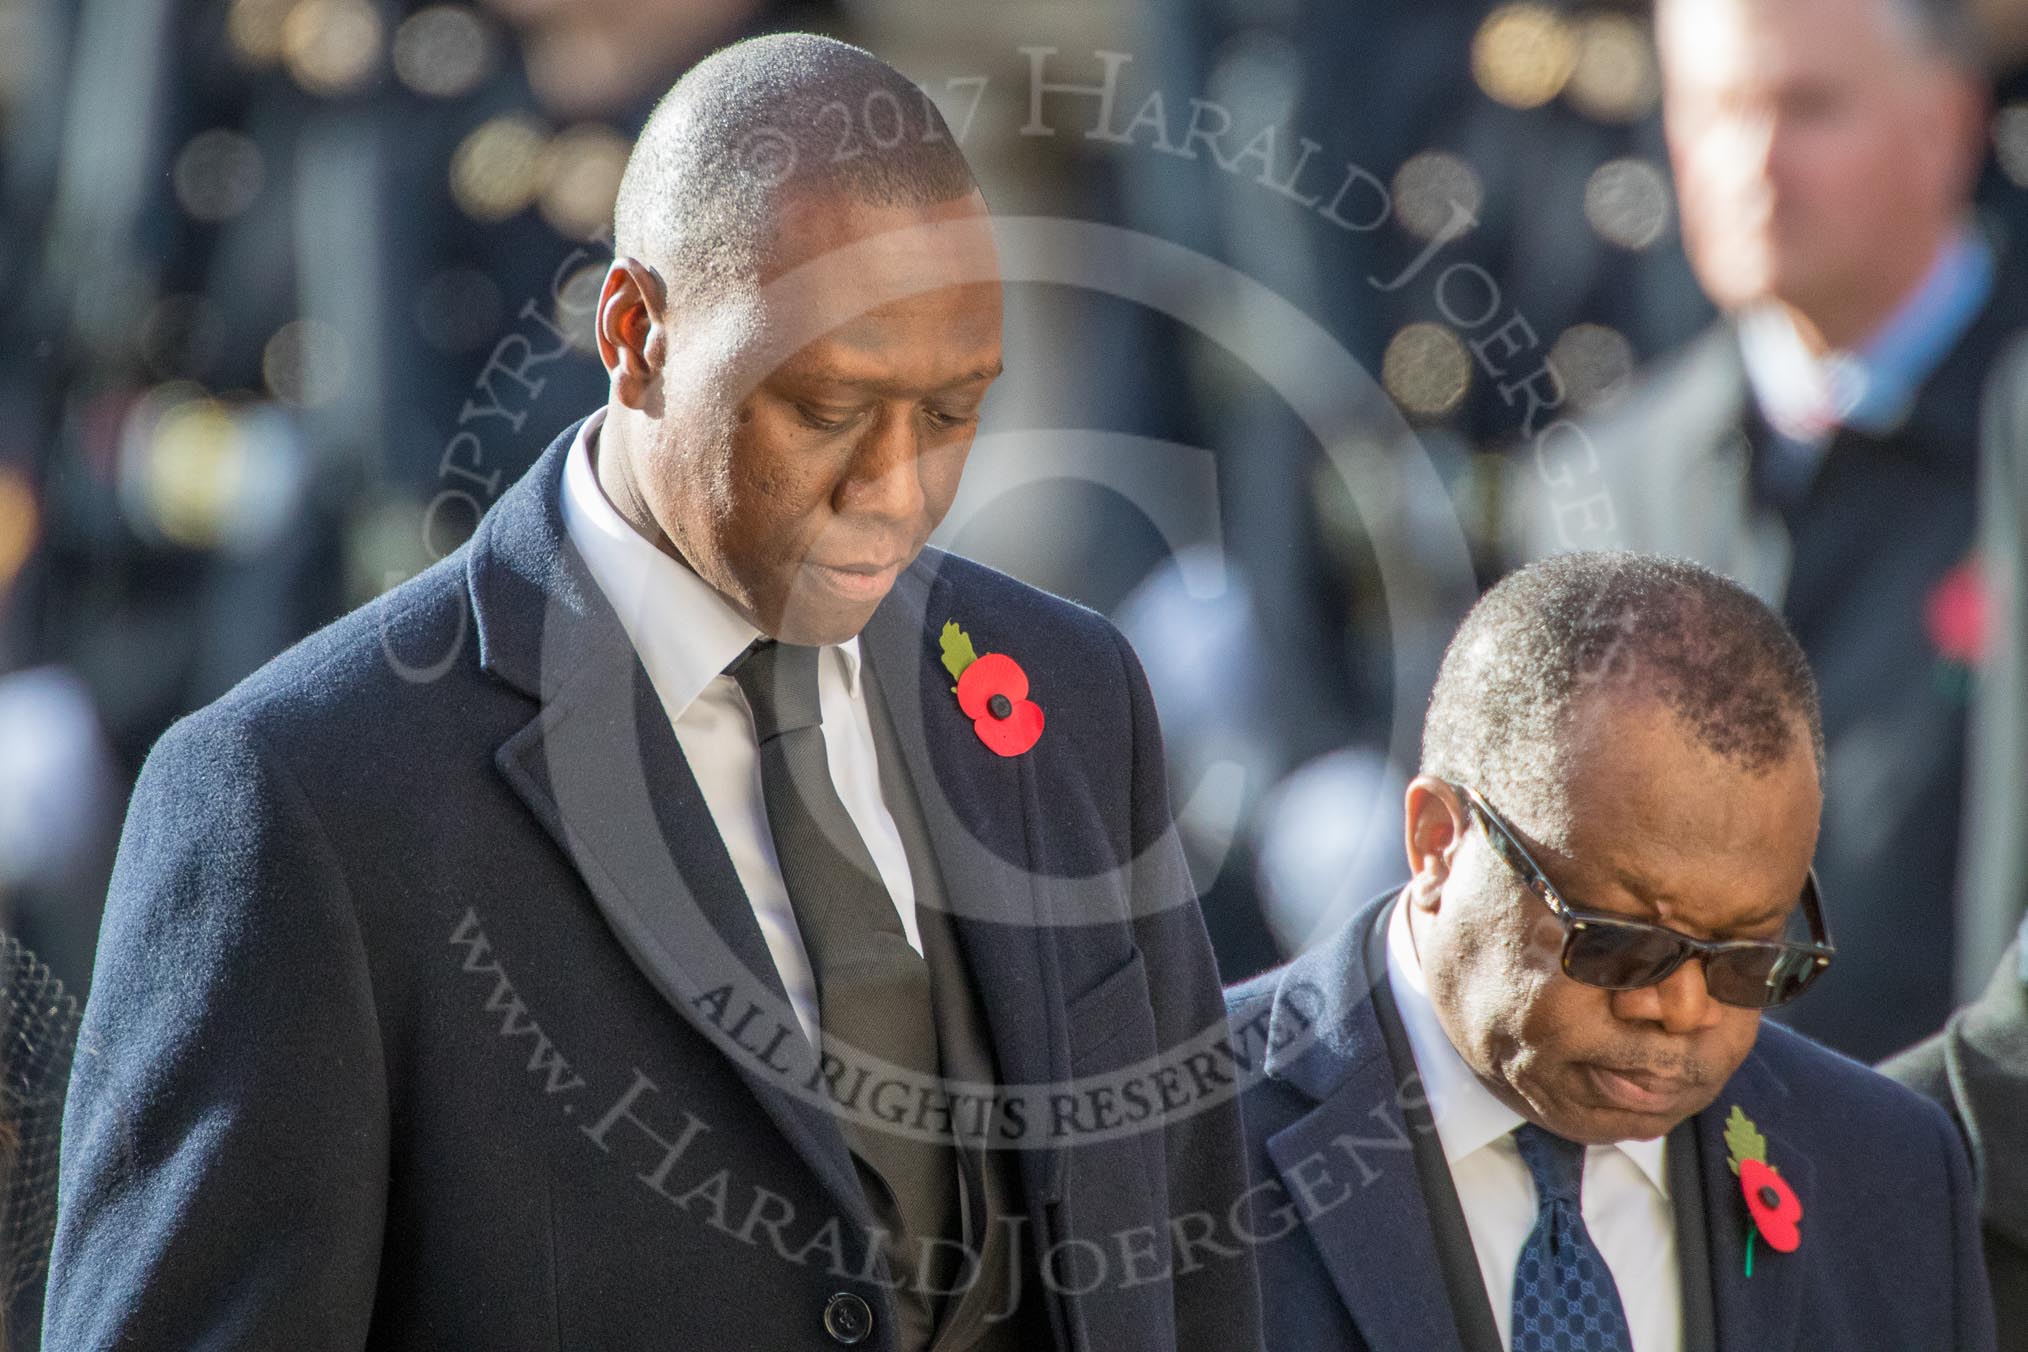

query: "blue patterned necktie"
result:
(1510, 1123), (1637, 1352)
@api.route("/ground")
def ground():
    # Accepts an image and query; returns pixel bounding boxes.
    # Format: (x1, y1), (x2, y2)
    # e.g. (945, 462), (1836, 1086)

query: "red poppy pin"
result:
(1725, 1105), (1802, 1274)
(940, 620), (1044, 757)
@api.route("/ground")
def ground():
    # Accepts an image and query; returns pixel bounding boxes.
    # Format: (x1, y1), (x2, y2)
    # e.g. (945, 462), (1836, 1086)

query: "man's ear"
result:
(1403, 775), (1468, 914)
(596, 257), (665, 409)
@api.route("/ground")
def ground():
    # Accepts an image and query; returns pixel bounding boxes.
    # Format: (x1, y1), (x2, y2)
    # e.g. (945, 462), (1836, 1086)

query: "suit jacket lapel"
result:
(1360, 917), (1504, 1352)
(859, 552), (1067, 1206)
(1261, 900), (1479, 1352)
(469, 418), (868, 1227)
(1697, 1049), (1814, 1351)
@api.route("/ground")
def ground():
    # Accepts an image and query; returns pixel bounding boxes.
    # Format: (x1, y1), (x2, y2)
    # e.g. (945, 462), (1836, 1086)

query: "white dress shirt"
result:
(1384, 894), (1683, 1352)
(558, 407), (920, 1046)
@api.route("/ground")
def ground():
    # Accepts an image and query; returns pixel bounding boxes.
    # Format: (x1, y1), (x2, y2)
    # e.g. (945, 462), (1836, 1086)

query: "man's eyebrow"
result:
(776, 360), (1005, 390)
(1595, 863), (1790, 932)
(1726, 901), (1797, 935)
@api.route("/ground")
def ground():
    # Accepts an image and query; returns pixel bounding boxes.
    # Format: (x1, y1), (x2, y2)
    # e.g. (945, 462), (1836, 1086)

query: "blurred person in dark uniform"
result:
(0, 0), (122, 1039)
(1509, 0), (2022, 1061)
(1, 0), (824, 1025)
(25, 0), (828, 782)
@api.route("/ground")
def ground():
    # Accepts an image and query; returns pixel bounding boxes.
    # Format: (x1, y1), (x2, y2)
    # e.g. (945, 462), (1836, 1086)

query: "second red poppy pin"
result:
(1726, 1104), (1803, 1268)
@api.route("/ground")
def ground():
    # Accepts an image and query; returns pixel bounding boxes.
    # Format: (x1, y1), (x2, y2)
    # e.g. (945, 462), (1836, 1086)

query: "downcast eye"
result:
(795, 403), (851, 431)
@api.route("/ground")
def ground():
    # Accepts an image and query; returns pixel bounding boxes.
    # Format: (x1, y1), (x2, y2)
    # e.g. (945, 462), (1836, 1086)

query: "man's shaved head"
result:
(593, 34), (1001, 647)
(612, 33), (978, 315)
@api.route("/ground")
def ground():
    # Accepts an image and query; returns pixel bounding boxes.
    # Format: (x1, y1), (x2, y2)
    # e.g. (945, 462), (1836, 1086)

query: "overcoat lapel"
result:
(469, 419), (868, 1226)
(858, 552), (1067, 1206)
(1697, 1049), (1814, 1351)
(1260, 906), (1479, 1352)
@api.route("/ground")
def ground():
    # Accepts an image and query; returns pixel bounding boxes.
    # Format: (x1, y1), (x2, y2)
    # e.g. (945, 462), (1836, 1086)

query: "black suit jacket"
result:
(1226, 893), (1997, 1352)
(1883, 940), (2028, 1349)
(43, 415), (1265, 1351)
(1510, 277), (2028, 1061)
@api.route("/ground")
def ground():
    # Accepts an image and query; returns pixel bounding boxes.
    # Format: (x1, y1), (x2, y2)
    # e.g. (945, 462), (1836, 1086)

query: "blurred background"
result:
(1, 0), (2025, 1255)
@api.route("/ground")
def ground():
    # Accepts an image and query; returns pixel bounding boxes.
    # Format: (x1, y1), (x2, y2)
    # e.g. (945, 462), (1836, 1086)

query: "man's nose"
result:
(839, 405), (926, 522)
(1615, 956), (1725, 1034)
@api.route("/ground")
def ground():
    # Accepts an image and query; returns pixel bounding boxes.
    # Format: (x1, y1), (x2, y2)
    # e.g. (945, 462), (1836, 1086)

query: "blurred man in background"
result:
(1511, 0), (2022, 1061)
(1879, 321), (2028, 1349)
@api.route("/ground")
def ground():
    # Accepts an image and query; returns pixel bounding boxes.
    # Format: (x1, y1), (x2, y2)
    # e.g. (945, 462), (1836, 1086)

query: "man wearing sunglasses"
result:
(1228, 551), (1995, 1351)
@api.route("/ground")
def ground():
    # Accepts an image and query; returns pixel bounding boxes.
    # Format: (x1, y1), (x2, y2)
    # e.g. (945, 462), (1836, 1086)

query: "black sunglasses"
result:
(1456, 784), (1835, 1009)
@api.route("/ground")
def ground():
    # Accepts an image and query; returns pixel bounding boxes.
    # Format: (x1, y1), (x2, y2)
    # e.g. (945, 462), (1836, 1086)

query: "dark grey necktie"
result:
(727, 639), (958, 1345)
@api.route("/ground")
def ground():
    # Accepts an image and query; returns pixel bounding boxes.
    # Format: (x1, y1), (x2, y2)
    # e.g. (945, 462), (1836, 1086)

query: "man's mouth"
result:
(1580, 1062), (1699, 1115)
(802, 558), (905, 601)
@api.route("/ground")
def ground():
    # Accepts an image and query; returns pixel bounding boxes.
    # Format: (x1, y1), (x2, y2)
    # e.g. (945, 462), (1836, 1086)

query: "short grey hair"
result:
(1421, 552), (1824, 826)
(611, 33), (979, 315)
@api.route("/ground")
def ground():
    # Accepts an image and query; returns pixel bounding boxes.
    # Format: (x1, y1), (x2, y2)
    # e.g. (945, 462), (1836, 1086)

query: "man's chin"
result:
(764, 574), (896, 646)
(1693, 239), (1779, 313)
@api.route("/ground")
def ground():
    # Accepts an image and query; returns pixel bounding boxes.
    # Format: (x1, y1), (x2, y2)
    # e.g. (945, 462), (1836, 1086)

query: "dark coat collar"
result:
(1255, 893), (1484, 1352)
(1258, 891), (1397, 1102)
(467, 415), (625, 705)
(1689, 1031), (1815, 1350)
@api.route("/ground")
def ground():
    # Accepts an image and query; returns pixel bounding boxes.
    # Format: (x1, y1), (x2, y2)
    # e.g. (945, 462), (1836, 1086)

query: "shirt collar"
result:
(558, 407), (862, 717)
(1739, 224), (1993, 442)
(1383, 892), (1671, 1198)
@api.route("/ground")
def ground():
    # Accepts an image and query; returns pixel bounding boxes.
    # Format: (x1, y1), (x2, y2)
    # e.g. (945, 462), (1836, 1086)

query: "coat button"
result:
(822, 1291), (874, 1345)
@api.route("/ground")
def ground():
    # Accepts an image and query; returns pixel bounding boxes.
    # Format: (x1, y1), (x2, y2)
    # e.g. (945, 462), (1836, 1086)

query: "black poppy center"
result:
(1757, 1184), (1781, 1210)
(987, 693), (1013, 720)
